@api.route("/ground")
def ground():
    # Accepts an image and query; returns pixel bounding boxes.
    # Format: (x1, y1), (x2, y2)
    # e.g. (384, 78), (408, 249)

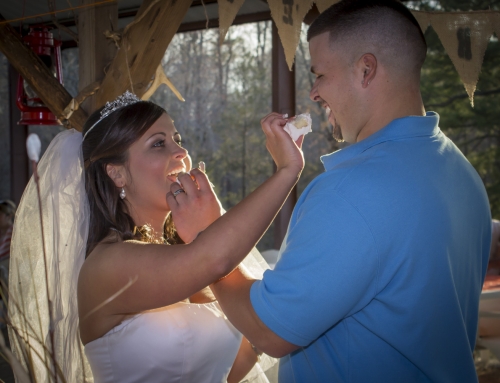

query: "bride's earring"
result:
(120, 187), (126, 199)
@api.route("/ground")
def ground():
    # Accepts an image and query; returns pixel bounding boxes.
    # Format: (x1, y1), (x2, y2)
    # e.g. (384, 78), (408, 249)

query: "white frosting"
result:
(284, 113), (312, 141)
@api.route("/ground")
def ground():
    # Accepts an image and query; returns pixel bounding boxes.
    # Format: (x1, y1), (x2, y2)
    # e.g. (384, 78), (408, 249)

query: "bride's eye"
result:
(153, 140), (165, 147)
(174, 135), (182, 147)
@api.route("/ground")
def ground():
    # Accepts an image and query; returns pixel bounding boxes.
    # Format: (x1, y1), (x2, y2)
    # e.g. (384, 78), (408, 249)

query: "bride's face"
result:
(123, 113), (189, 212)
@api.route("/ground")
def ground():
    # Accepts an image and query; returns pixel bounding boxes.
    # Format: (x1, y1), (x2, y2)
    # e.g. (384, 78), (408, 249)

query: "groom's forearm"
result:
(210, 267), (299, 358)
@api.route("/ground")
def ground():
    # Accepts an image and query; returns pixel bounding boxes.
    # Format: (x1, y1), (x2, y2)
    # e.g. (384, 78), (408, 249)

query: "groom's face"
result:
(308, 32), (360, 143)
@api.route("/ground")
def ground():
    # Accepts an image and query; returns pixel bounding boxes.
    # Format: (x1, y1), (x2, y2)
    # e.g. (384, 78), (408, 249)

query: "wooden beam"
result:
(45, 7), (273, 45)
(78, 0), (118, 113)
(94, 0), (193, 107)
(0, 14), (88, 131)
(178, 11), (272, 33)
(8, 65), (29, 205)
(272, 21), (297, 249)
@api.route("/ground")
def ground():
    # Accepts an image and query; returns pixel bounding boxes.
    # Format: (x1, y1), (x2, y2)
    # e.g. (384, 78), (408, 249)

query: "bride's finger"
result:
(265, 115), (287, 128)
(166, 191), (179, 207)
(177, 172), (199, 195)
(262, 116), (287, 138)
(295, 135), (304, 149)
(169, 182), (187, 200)
(260, 112), (284, 125)
(190, 169), (213, 193)
(265, 122), (290, 146)
(170, 182), (184, 193)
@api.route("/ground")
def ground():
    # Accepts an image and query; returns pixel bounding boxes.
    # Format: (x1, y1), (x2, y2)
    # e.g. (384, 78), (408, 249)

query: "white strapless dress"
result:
(84, 301), (242, 383)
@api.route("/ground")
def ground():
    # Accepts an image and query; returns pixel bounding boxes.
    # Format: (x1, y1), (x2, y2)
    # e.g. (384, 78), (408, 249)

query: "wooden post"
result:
(78, 0), (118, 114)
(8, 65), (29, 205)
(272, 21), (297, 249)
(94, 0), (193, 107)
(0, 14), (88, 131)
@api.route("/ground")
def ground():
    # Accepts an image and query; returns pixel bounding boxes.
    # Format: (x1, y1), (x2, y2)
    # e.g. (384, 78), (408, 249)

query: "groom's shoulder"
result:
(306, 154), (381, 197)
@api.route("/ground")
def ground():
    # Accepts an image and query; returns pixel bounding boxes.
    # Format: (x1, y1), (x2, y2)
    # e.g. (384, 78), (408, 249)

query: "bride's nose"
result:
(172, 145), (188, 161)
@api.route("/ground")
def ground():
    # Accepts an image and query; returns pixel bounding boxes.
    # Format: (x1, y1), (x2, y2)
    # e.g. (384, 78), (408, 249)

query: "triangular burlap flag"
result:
(492, 12), (500, 39)
(268, 0), (314, 70)
(412, 11), (431, 34)
(430, 12), (493, 106)
(315, 0), (341, 14)
(218, 0), (246, 45)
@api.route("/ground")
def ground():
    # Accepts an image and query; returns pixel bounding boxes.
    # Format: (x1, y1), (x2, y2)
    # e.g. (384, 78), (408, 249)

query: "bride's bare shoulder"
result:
(78, 234), (164, 285)
(77, 235), (146, 302)
(85, 232), (146, 259)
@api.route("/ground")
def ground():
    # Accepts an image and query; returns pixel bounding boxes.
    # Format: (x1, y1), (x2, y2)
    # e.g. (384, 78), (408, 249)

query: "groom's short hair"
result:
(307, 0), (427, 75)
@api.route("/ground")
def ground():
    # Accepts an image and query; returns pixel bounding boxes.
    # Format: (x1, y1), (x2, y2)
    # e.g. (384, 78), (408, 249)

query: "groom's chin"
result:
(333, 124), (344, 143)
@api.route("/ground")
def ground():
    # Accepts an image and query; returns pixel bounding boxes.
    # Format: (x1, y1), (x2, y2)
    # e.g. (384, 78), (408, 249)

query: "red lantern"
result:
(16, 26), (63, 125)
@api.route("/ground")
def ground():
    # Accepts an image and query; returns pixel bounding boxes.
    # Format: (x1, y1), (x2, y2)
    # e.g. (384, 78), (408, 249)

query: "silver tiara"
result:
(83, 91), (141, 140)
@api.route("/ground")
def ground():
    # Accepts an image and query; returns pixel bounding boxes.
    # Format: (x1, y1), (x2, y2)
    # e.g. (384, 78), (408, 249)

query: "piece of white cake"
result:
(284, 113), (312, 141)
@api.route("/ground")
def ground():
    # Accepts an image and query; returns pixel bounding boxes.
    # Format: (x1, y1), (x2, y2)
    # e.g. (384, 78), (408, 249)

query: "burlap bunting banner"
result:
(412, 11), (431, 34)
(267, 0), (314, 70)
(314, 0), (341, 14)
(429, 12), (493, 106)
(214, 1), (498, 106)
(218, 0), (246, 44)
(492, 12), (500, 38)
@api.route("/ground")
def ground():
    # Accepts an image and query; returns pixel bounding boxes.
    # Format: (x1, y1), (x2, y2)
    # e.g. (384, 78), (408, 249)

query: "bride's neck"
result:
(129, 209), (169, 242)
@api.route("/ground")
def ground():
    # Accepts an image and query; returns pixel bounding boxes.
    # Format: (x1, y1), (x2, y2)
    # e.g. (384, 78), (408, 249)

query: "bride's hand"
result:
(261, 112), (305, 176)
(167, 169), (222, 243)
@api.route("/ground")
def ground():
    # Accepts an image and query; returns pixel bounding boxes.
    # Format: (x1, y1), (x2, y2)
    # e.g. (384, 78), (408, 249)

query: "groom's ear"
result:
(106, 164), (127, 187)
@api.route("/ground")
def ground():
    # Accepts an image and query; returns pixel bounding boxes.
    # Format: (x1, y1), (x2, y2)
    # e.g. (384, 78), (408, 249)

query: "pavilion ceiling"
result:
(0, 0), (499, 121)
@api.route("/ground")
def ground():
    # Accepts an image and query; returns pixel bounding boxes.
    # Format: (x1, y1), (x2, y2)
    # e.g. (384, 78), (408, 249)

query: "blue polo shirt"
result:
(251, 113), (491, 382)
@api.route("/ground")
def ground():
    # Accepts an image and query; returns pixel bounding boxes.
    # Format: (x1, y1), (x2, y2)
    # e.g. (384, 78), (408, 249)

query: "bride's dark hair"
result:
(82, 101), (182, 256)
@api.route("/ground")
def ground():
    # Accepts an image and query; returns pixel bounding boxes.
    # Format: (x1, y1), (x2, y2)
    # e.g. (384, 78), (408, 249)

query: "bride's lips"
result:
(166, 167), (186, 183)
(167, 175), (178, 183)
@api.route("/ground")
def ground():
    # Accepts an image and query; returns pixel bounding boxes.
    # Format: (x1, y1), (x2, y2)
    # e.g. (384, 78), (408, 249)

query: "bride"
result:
(8, 92), (303, 383)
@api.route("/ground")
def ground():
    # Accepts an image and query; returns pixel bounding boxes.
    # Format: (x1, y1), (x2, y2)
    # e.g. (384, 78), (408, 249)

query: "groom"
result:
(212, 0), (491, 382)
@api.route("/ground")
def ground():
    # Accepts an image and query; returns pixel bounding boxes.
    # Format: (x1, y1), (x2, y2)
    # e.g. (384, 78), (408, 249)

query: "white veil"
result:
(239, 247), (278, 383)
(8, 128), (276, 383)
(9, 129), (92, 382)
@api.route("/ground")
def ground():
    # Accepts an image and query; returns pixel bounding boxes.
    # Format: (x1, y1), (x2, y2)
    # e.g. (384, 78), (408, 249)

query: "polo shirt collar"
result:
(321, 112), (440, 171)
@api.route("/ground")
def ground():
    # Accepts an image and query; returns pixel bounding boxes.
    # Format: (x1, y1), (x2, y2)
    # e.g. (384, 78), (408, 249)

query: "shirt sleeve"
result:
(250, 188), (379, 346)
